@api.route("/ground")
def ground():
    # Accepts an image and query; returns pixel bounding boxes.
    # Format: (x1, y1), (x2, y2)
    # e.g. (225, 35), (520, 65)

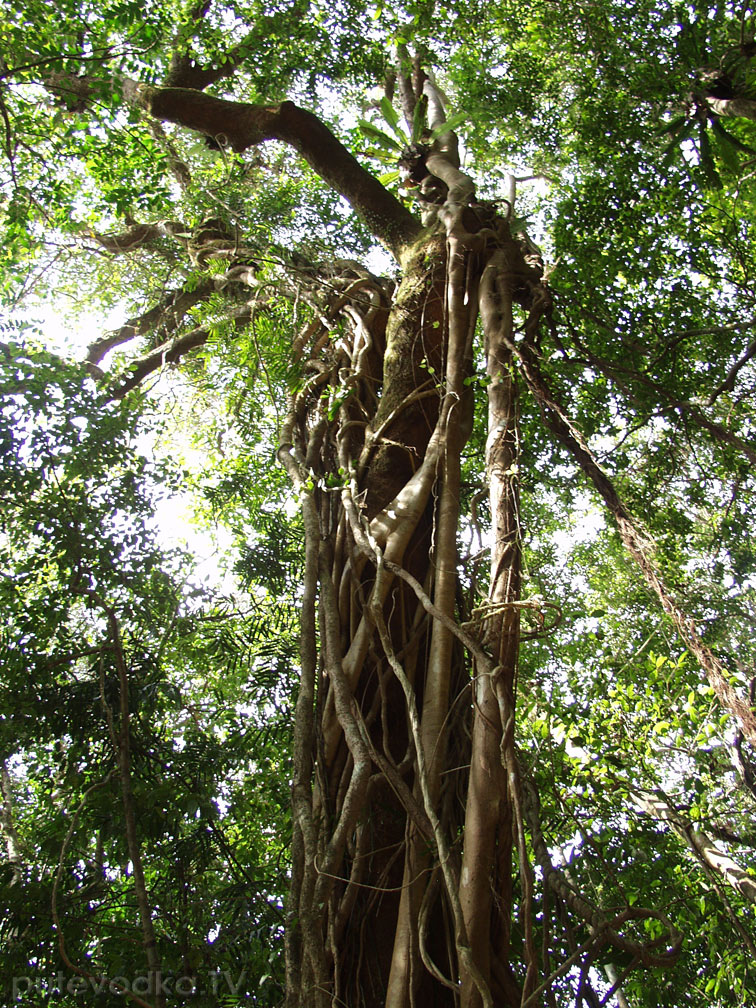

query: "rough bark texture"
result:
(273, 133), (682, 1003)
(128, 84), (421, 256)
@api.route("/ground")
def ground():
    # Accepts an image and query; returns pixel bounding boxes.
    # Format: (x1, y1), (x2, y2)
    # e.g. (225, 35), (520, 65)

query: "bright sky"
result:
(35, 307), (236, 590)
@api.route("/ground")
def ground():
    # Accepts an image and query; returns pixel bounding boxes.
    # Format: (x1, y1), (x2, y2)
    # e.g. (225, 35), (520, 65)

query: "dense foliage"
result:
(1, 1), (756, 1006)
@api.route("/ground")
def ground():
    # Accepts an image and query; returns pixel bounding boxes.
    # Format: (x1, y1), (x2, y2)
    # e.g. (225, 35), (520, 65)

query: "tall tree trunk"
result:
(279, 141), (546, 1002)
(0, 758), (22, 880)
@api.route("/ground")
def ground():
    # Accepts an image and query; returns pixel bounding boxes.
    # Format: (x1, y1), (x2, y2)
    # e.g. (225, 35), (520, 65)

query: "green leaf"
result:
(411, 93), (428, 143)
(378, 170), (401, 185)
(379, 95), (401, 135)
(429, 110), (467, 140)
(357, 120), (404, 151)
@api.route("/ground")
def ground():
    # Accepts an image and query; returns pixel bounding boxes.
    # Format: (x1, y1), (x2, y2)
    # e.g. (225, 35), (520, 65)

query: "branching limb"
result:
(108, 307), (251, 398)
(423, 70), (460, 168)
(632, 787), (756, 903)
(708, 331), (756, 403)
(165, 19), (266, 90)
(501, 309), (756, 748)
(42, 69), (98, 113)
(520, 767), (682, 970)
(87, 279), (215, 366)
(560, 318), (756, 464)
(394, 42), (422, 134)
(125, 83), (421, 256)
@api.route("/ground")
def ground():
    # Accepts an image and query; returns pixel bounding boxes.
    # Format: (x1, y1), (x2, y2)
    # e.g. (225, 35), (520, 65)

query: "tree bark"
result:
(127, 84), (421, 257)
(0, 758), (21, 880)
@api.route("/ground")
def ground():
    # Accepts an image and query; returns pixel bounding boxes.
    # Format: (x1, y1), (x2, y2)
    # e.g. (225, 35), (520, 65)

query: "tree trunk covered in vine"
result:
(115, 65), (692, 1006)
(8, 1), (756, 1002)
(269, 102), (545, 1000)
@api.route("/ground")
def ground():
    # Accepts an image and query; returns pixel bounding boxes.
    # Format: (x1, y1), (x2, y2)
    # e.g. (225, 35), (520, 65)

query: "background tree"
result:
(0, 344), (293, 1005)
(2, 0), (756, 1006)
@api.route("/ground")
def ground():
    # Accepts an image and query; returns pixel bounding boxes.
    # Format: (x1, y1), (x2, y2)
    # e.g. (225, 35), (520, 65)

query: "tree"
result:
(0, 345), (293, 1005)
(2, 0), (756, 1005)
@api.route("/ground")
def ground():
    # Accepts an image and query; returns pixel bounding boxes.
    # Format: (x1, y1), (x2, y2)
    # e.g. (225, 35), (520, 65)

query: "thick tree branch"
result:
(87, 279), (215, 366)
(88, 220), (187, 254)
(707, 96), (756, 119)
(109, 307), (251, 398)
(127, 83), (422, 256)
(708, 331), (756, 403)
(633, 788), (756, 904)
(44, 69), (94, 113)
(164, 27), (260, 90)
